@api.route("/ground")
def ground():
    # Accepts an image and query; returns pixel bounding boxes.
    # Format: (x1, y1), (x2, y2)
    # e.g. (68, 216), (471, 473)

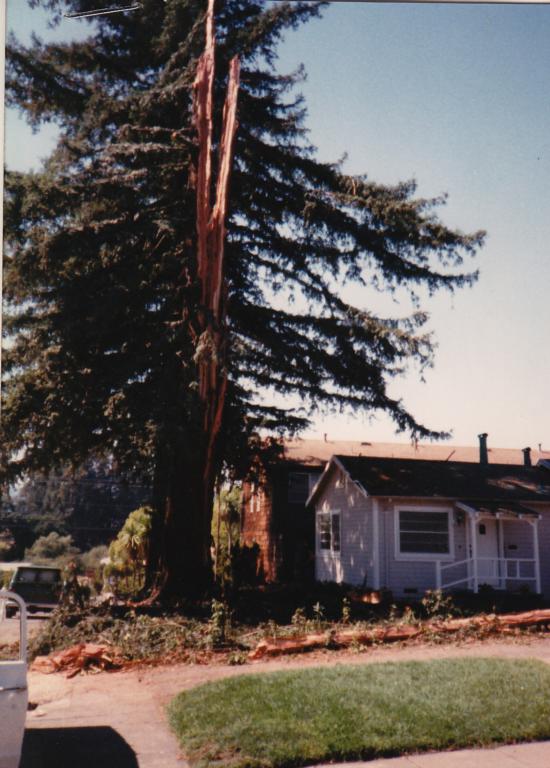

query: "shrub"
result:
(106, 506), (154, 595)
(24, 532), (80, 566)
(1, 570), (14, 589)
(208, 600), (230, 648)
(421, 589), (460, 620)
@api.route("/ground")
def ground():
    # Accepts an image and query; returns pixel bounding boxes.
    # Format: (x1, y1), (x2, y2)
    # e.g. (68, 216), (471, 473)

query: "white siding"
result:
(315, 478), (550, 599)
(314, 466), (372, 587)
(376, 499), (468, 598)
(538, 508), (550, 598)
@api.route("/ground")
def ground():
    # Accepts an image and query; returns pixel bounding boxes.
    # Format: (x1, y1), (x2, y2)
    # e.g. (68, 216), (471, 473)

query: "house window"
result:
(395, 508), (452, 559)
(318, 510), (341, 553)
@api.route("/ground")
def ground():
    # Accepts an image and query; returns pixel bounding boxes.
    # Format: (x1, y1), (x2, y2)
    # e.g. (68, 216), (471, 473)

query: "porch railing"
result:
(435, 557), (540, 594)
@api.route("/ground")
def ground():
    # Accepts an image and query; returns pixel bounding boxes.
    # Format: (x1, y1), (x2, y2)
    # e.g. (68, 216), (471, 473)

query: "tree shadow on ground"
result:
(21, 726), (138, 768)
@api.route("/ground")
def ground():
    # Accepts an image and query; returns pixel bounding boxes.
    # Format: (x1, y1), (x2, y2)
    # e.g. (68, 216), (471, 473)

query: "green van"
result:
(6, 566), (62, 616)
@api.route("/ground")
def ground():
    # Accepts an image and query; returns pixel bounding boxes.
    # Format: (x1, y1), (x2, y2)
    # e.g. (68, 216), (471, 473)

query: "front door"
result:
(475, 518), (500, 587)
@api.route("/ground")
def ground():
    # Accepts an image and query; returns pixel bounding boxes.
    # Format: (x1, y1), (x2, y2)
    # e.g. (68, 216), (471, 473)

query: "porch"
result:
(435, 501), (541, 594)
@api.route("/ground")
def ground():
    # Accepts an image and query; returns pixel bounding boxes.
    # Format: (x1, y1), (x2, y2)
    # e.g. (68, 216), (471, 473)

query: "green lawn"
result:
(168, 658), (550, 768)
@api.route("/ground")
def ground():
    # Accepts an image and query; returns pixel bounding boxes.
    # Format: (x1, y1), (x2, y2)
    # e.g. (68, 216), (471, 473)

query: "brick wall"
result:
(241, 475), (279, 581)
(241, 464), (321, 583)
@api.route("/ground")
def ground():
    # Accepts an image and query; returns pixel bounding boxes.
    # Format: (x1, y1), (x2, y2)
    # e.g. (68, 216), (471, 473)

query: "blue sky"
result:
(5, 1), (550, 450)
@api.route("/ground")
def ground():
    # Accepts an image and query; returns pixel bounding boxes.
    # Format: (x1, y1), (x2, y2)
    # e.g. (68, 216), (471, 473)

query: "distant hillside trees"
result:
(4, 459), (150, 555)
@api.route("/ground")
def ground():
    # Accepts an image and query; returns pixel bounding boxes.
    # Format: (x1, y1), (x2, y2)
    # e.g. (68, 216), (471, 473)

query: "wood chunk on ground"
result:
(31, 643), (122, 677)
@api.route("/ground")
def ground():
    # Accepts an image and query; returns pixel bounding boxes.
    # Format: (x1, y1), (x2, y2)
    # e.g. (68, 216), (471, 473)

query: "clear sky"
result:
(4, 1), (550, 451)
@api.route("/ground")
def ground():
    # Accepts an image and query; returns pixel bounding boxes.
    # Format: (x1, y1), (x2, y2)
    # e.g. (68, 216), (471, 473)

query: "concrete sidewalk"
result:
(22, 638), (550, 768)
(310, 741), (550, 768)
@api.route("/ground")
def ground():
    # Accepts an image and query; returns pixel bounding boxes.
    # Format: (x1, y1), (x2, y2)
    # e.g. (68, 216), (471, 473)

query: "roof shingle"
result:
(334, 455), (550, 503)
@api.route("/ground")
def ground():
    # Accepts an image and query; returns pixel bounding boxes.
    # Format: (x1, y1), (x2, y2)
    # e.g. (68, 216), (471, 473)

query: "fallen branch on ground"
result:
(248, 608), (550, 660)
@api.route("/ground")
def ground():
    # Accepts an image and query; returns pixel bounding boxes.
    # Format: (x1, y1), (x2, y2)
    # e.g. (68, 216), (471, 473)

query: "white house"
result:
(307, 447), (550, 599)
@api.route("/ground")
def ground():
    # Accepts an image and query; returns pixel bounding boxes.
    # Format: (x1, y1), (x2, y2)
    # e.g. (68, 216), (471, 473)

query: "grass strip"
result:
(168, 658), (550, 768)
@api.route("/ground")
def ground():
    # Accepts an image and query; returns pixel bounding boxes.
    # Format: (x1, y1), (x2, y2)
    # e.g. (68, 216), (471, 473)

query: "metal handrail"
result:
(0, 589), (27, 662)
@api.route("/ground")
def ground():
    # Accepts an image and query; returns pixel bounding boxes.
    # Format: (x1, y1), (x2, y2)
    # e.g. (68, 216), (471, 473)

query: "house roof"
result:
(284, 438), (550, 467)
(308, 454), (550, 507)
(457, 500), (540, 520)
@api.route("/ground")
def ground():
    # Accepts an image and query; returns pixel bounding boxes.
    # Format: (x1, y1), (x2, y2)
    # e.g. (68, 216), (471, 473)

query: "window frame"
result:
(393, 505), (454, 562)
(317, 508), (341, 556)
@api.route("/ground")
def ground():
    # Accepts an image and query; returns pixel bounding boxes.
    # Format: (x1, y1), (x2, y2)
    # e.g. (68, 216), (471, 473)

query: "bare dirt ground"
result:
(21, 636), (550, 768)
(0, 616), (46, 646)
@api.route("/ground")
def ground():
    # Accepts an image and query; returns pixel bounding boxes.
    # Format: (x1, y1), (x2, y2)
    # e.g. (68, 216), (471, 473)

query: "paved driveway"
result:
(22, 638), (550, 768)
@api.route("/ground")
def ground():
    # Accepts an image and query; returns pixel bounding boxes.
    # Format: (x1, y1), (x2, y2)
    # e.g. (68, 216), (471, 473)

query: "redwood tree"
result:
(2, 0), (484, 597)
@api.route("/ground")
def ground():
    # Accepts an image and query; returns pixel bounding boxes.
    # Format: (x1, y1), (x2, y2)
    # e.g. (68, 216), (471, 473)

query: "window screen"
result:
(319, 513), (331, 550)
(399, 510), (449, 554)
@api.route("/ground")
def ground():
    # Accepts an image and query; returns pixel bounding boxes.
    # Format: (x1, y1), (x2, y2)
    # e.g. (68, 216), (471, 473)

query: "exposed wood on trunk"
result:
(248, 608), (550, 660)
(194, 0), (240, 592)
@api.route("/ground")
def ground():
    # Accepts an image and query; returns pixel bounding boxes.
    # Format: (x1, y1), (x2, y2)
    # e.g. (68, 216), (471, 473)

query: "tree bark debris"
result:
(248, 608), (550, 660)
(31, 643), (122, 678)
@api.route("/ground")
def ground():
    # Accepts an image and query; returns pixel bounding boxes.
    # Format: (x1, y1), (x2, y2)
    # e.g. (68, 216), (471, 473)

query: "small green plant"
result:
(227, 651), (247, 666)
(312, 601), (325, 629)
(401, 605), (417, 625)
(263, 620), (279, 640)
(421, 589), (458, 620)
(208, 599), (228, 648)
(341, 597), (351, 624)
(388, 603), (399, 622)
(291, 607), (308, 633)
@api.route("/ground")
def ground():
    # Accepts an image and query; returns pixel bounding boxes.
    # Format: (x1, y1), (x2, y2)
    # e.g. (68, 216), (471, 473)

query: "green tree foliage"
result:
(80, 544), (109, 573)
(24, 531), (80, 566)
(6, 459), (150, 551)
(2, 0), (484, 596)
(107, 505), (154, 592)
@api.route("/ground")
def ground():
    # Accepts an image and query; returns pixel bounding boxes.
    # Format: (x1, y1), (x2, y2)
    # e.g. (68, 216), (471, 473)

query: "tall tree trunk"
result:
(145, 0), (240, 602)
(149, 439), (213, 600)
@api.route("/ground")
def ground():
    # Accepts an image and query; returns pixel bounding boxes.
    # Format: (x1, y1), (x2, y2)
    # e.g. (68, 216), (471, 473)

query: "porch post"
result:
(497, 518), (505, 589)
(470, 513), (479, 593)
(531, 519), (541, 595)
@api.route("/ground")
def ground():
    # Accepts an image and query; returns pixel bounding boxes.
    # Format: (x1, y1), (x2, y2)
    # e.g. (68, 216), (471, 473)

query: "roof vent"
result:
(478, 433), (489, 465)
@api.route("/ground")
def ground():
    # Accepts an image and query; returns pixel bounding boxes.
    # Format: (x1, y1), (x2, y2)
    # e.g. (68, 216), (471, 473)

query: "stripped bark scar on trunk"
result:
(193, 0), (215, 283)
(192, 0), (241, 563)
